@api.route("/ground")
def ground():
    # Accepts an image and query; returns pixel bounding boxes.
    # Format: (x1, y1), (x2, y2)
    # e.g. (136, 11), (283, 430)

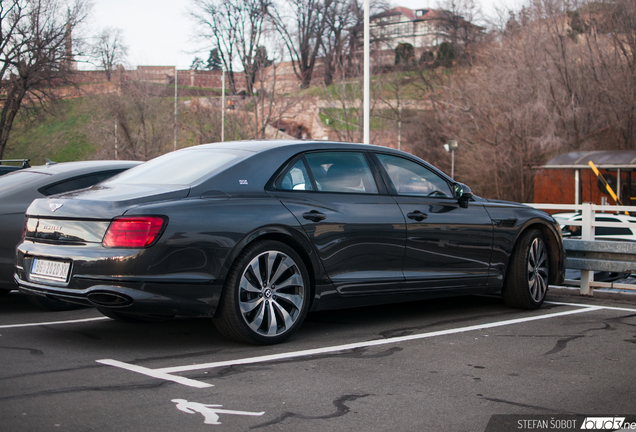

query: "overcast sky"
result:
(84, 0), (521, 70)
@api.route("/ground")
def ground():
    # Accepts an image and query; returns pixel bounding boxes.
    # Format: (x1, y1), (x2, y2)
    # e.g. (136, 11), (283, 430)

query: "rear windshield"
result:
(104, 149), (249, 186)
(0, 171), (49, 197)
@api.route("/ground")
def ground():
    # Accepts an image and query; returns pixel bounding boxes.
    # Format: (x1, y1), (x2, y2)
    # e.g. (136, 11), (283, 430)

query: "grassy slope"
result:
(4, 98), (94, 166)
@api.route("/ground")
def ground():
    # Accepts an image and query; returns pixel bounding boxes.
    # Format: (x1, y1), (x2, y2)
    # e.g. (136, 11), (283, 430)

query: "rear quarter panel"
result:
(123, 194), (326, 290)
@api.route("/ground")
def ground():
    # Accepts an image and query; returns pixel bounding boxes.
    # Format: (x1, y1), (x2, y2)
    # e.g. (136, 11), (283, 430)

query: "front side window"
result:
(304, 152), (378, 194)
(376, 153), (451, 197)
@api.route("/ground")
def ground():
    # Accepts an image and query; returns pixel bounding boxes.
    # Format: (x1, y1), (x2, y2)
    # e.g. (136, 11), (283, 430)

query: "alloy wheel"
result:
(238, 250), (306, 337)
(527, 237), (549, 302)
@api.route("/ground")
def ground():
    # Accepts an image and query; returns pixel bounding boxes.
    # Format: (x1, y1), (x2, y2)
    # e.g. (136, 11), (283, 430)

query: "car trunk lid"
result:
(24, 184), (189, 244)
(26, 184), (190, 219)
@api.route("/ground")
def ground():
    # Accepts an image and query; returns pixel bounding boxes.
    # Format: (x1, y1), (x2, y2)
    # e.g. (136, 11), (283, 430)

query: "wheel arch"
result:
(220, 226), (320, 309)
(506, 221), (564, 287)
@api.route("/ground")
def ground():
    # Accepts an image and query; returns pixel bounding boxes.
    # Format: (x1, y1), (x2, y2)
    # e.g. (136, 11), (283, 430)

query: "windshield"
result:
(104, 149), (249, 186)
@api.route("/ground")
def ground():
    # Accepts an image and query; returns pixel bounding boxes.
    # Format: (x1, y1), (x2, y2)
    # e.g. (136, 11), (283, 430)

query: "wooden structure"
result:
(533, 151), (636, 206)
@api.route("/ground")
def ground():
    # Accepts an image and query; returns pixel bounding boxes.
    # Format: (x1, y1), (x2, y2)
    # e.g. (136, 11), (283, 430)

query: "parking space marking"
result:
(546, 300), (636, 313)
(97, 304), (608, 388)
(0, 316), (109, 329)
(97, 359), (214, 388)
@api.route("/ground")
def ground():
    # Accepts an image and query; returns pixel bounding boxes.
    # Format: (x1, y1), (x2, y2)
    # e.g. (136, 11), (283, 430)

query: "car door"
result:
(372, 153), (494, 290)
(269, 151), (406, 294)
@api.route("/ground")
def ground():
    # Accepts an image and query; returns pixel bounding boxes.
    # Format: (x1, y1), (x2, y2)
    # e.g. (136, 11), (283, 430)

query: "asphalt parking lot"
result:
(1, 288), (635, 432)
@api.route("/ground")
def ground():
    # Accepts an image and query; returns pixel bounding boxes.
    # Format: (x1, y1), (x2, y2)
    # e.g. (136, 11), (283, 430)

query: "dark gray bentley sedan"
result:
(15, 141), (564, 344)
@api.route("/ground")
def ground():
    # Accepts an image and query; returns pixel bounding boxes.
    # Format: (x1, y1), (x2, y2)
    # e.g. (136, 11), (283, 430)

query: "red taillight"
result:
(102, 217), (166, 248)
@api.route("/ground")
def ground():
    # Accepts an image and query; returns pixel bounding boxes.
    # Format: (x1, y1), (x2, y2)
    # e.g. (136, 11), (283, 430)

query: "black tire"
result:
(213, 240), (311, 345)
(26, 294), (84, 311)
(503, 229), (549, 309)
(96, 307), (171, 322)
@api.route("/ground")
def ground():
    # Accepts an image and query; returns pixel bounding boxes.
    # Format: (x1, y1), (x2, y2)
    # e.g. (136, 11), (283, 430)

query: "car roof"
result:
(190, 140), (406, 155)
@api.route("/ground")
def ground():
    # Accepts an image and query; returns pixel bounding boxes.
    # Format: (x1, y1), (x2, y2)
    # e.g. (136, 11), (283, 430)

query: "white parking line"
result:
(98, 359), (214, 389)
(546, 300), (636, 313)
(97, 304), (607, 388)
(0, 316), (109, 329)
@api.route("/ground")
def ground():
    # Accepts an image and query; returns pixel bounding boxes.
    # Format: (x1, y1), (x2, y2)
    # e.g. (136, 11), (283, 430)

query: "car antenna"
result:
(45, 158), (57, 166)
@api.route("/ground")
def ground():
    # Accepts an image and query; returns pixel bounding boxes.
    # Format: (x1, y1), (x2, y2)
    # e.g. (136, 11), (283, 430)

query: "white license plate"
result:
(31, 259), (70, 282)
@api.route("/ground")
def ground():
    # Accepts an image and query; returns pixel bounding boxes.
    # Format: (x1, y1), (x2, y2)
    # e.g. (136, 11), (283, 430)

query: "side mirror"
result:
(453, 183), (473, 208)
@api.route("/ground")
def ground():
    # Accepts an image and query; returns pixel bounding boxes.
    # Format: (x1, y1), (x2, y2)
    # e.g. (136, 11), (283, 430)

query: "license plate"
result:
(31, 259), (70, 282)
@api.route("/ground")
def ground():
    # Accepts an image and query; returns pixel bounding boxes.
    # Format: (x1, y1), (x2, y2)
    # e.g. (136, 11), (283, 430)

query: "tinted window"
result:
(0, 171), (49, 198)
(304, 152), (378, 194)
(105, 149), (248, 186)
(277, 158), (313, 191)
(595, 217), (633, 236)
(0, 166), (21, 176)
(40, 170), (125, 196)
(376, 154), (451, 197)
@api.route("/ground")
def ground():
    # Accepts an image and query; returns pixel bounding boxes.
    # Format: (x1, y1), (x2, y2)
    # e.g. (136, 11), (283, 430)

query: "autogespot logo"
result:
(580, 417), (626, 430)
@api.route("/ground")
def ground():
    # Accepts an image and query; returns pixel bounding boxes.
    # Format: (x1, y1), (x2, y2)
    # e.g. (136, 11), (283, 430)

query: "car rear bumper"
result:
(15, 273), (224, 317)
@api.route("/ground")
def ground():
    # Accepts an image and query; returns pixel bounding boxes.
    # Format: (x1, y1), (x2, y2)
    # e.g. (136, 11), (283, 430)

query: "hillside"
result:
(4, 99), (95, 166)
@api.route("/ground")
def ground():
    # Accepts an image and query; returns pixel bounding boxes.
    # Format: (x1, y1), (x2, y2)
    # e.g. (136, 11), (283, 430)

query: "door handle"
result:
(407, 211), (428, 221)
(302, 210), (327, 222)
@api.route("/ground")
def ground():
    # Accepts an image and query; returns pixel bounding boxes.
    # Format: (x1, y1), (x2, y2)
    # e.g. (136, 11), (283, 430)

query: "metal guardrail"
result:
(525, 203), (636, 295)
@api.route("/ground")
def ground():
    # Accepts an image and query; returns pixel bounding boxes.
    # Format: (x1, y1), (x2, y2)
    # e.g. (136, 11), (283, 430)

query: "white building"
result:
(370, 7), (450, 51)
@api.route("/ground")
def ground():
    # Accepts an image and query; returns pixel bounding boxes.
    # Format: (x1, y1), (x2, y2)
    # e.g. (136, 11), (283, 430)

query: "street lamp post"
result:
(174, 66), (178, 151)
(443, 140), (458, 178)
(221, 68), (225, 142)
(363, 0), (370, 144)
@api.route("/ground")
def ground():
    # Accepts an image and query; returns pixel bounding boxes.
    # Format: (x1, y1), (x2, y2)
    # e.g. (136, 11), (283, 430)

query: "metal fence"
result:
(524, 203), (636, 295)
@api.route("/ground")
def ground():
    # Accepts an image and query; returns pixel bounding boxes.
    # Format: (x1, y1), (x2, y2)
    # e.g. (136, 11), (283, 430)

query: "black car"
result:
(0, 160), (141, 308)
(15, 141), (564, 343)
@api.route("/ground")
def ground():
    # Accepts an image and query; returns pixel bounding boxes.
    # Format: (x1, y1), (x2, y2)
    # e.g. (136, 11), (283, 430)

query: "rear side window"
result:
(277, 159), (313, 191)
(304, 152), (378, 194)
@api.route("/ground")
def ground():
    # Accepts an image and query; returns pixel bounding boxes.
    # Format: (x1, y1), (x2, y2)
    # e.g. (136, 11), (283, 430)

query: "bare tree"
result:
(90, 27), (127, 81)
(402, 0), (636, 202)
(0, 0), (91, 159)
(435, 0), (484, 62)
(578, 0), (636, 149)
(269, 0), (332, 89)
(180, 98), (249, 144)
(319, 58), (384, 143)
(190, 0), (270, 96)
(321, 0), (355, 86)
(88, 82), (174, 161)
(251, 46), (306, 139)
